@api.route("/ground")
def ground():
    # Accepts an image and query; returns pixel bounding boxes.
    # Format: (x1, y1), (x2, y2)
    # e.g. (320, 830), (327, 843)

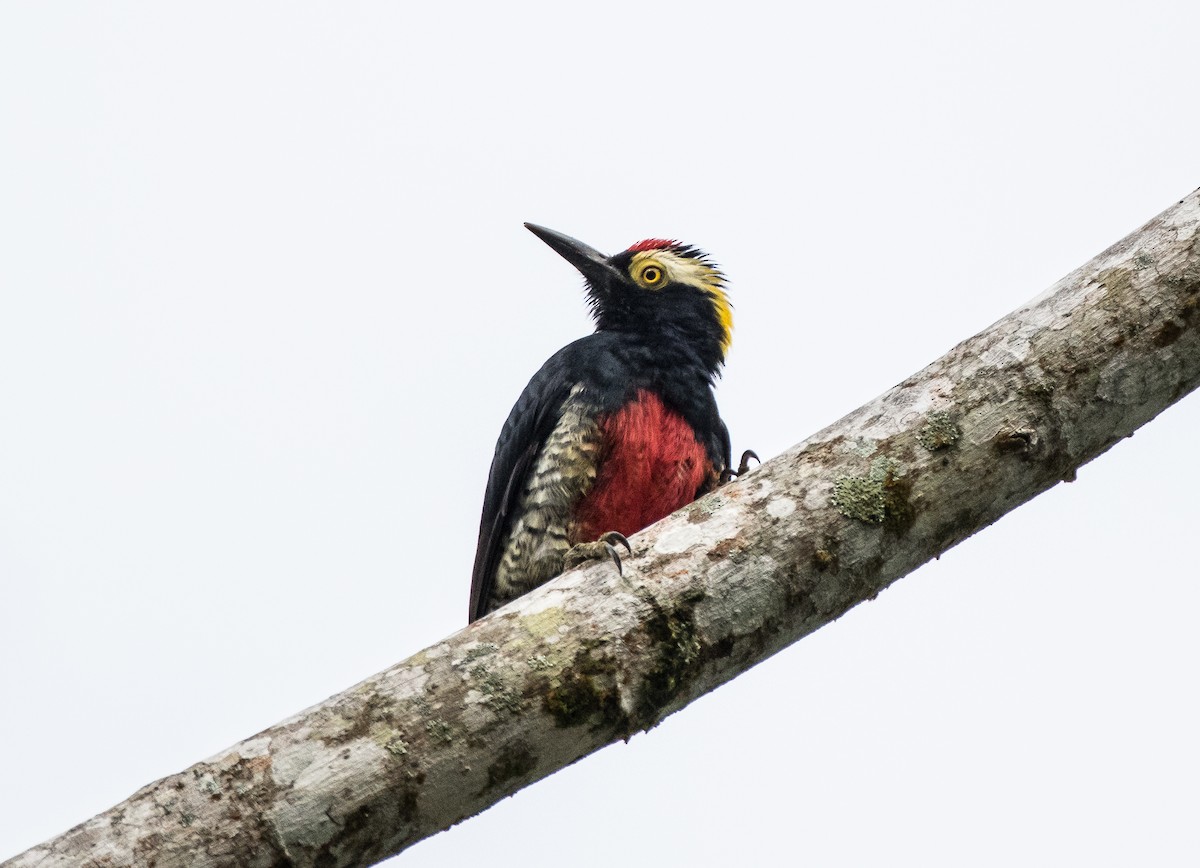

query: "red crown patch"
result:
(625, 238), (680, 253)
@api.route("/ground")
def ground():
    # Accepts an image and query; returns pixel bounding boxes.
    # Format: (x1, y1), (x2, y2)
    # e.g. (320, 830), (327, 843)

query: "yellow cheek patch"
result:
(629, 249), (733, 357)
(709, 286), (734, 357)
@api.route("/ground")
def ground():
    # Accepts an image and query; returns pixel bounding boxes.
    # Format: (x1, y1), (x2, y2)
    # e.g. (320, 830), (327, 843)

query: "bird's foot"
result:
(564, 531), (632, 574)
(720, 449), (760, 484)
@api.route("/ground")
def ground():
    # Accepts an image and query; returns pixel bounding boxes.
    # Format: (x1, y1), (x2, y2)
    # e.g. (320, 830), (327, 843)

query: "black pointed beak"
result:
(524, 223), (623, 287)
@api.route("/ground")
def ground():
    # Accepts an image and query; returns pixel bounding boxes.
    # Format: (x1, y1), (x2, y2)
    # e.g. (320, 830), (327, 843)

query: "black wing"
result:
(468, 348), (579, 622)
(713, 417), (733, 475)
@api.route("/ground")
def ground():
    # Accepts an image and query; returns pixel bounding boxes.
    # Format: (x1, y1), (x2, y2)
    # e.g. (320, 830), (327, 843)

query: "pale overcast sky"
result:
(2, 2), (1198, 865)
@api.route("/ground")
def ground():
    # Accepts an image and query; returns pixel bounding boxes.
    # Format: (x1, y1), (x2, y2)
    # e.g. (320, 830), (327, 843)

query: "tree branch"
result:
(7, 189), (1200, 868)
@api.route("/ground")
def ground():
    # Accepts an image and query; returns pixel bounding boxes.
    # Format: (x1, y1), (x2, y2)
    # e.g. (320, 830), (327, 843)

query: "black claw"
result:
(604, 542), (624, 575)
(720, 448), (761, 484)
(600, 531), (632, 554)
(737, 449), (760, 477)
(563, 531), (632, 575)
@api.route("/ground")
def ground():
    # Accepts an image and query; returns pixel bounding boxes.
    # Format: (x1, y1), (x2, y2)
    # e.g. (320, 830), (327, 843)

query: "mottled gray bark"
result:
(7, 189), (1200, 868)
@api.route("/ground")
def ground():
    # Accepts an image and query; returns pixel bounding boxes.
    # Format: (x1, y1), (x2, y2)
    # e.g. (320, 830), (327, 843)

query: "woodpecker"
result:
(469, 224), (747, 623)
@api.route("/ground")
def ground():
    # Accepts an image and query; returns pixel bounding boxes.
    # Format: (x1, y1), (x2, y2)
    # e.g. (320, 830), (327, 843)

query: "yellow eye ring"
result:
(640, 264), (664, 286)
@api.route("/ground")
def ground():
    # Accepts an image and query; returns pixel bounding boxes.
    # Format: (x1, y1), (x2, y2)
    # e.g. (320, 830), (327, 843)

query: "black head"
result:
(524, 223), (732, 373)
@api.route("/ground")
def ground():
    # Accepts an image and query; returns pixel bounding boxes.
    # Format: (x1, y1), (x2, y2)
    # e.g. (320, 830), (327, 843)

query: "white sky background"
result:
(2, 2), (1198, 865)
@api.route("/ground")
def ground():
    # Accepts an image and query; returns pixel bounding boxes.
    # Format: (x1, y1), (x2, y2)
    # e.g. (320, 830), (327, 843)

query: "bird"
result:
(468, 224), (750, 623)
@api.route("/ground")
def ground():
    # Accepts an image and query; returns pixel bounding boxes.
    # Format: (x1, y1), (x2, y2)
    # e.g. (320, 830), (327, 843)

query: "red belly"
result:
(573, 390), (711, 542)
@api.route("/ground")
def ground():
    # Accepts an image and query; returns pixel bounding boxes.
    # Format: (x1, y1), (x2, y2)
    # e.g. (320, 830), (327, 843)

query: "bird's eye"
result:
(640, 265), (663, 286)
